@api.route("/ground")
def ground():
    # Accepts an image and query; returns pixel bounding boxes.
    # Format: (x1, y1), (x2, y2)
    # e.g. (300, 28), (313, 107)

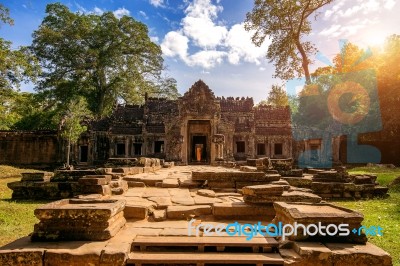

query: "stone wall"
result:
(0, 131), (60, 167)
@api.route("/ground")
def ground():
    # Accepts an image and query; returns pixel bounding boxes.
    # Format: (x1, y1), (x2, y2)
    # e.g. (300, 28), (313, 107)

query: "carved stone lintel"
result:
(212, 134), (225, 144)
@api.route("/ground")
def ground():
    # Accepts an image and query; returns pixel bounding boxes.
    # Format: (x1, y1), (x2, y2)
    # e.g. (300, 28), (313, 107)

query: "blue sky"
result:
(1, 0), (399, 102)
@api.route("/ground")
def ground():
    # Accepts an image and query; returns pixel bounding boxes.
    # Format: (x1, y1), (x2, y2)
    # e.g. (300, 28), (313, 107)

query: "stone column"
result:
(125, 137), (129, 158)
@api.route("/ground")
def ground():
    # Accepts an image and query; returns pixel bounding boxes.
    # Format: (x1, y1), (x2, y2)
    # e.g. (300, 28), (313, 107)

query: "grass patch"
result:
(0, 165), (42, 179)
(333, 166), (400, 266)
(0, 165), (47, 247)
(348, 166), (400, 186)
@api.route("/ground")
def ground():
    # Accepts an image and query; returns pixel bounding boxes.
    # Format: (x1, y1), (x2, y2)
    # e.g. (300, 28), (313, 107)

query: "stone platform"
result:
(1, 165), (393, 265)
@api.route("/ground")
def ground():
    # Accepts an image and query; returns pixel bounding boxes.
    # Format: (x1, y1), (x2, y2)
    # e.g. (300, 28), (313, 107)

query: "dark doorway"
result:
(80, 146), (88, 163)
(134, 143), (142, 155)
(116, 143), (125, 156)
(191, 136), (207, 163)
(154, 141), (164, 153)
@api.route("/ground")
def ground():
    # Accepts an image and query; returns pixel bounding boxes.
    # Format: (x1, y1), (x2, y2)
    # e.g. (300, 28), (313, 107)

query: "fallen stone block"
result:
(273, 202), (365, 243)
(240, 166), (260, 172)
(52, 170), (98, 182)
(162, 179), (179, 188)
(167, 205), (212, 219)
(282, 177), (313, 188)
(32, 199), (126, 241)
(326, 242), (392, 266)
(244, 191), (322, 204)
(126, 181), (146, 187)
(197, 189), (216, 198)
(208, 181), (236, 188)
(192, 171), (266, 182)
(242, 184), (285, 196)
(21, 172), (53, 182)
(124, 205), (148, 219)
(148, 197), (172, 209)
(152, 209), (167, 221)
(213, 202), (275, 217)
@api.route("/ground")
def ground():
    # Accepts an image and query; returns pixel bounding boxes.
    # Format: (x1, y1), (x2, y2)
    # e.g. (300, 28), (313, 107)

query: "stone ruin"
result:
(0, 158), (393, 265)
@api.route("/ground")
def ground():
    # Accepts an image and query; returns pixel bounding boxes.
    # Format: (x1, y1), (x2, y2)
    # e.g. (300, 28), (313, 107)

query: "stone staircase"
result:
(127, 236), (284, 266)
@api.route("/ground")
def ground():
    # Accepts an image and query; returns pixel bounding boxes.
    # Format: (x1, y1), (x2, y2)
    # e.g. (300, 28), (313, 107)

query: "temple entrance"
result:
(192, 136), (207, 163)
(187, 120), (211, 164)
(79, 146), (88, 163)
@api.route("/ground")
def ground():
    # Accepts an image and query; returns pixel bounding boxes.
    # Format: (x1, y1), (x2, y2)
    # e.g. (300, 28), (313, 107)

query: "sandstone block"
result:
(21, 172), (53, 182)
(124, 205), (148, 219)
(166, 205), (212, 219)
(273, 202), (365, 243)
(197, 189), (216, 197)
(213, 202), (275, 217)
(242, 184), (285, 196)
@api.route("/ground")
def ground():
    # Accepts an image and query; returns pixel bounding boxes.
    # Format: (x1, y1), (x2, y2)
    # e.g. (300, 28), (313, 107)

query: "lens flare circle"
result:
(327, 81), (370, 125)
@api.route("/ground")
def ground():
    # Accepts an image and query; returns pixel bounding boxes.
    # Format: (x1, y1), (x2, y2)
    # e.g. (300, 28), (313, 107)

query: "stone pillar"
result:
(125, 138), (129, 158)
(109, 137), (114, 157)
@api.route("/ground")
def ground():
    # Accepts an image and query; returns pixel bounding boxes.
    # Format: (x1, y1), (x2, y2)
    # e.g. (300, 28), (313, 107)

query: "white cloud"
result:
(324, 0), (346, 20)
(113, 7), (130, 19)
(182, 0), (227, 48)
(160, 0), (269, 69)
(186, 50), (226, 68)
(161, 31), (189, 59)
(319, 24), (342, 37)
(139, 11), (148, 19)
(319, 18), (378, 38)
(324, 0), (391, 21)
(150, 0), (165, 8)
(383, 0), (396, 9)
(225, 23), (269, 65)
(93, 7), (104, 15)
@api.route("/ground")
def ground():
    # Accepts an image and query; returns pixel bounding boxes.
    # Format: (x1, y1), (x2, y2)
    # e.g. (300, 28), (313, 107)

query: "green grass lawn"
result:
(333, 166), (400, 266)
(0, 166), (47, 247)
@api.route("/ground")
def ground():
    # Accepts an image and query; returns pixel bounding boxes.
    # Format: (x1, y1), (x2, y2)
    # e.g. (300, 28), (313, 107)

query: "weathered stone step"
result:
(166, 205), (212, 219)
(192, 171), (266, 181)
(127, 251), (284, 266)
(213, 202), (275, 218)
(131, 236), (278, 253)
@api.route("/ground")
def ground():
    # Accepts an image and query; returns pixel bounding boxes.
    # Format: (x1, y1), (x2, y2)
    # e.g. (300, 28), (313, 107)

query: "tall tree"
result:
(32, 3), (177, 118)
(245, 0), (334, 83)
(266, 85), (289, 106)
(60, 97), (92, 168)
(0, 4), (40, 129)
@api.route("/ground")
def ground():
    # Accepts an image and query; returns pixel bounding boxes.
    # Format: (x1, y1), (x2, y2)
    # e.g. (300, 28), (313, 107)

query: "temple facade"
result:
(76, 80), (293, 165)
(5, 80), (390, 167)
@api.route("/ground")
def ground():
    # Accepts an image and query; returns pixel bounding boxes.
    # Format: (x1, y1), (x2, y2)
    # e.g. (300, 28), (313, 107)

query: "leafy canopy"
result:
(245, 0), (334, 83)
(32, 3), (178, 118)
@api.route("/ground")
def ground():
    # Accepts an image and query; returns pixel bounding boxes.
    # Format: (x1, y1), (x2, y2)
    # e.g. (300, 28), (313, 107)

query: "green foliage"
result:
(0, 90), (59, 130)
(266, 85), (289, 106)
(59, 97), (91, 144)
(0, 4), (13, 26)
(245, 0), (334, 83)
(32, 3), (177, 118)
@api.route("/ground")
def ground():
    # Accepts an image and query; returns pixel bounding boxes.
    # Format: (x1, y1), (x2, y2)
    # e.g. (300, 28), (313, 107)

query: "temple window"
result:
(236, 141), (245, 153)
(154, 141), (164, 153)
(257, 143), (266, 155)
(116, 143), (125, 156)
(274, 143), (283, 155)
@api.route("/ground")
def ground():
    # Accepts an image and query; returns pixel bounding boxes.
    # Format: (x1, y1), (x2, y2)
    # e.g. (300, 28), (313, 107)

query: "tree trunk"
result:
(295, 39), (312, 84)
(66, 128), (71, 168)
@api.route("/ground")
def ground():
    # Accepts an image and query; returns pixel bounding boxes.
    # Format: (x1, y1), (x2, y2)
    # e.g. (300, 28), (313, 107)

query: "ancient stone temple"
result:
(80, 80), (292, 166)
